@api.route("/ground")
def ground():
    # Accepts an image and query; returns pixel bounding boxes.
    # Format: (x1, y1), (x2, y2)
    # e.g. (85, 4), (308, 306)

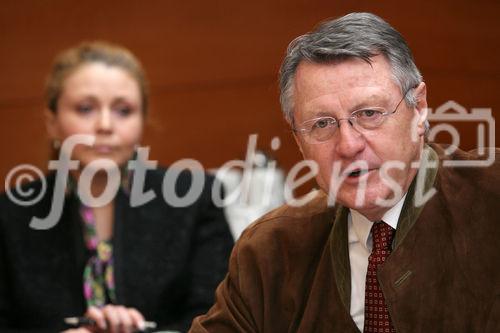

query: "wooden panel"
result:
(1, 0), (499, 190)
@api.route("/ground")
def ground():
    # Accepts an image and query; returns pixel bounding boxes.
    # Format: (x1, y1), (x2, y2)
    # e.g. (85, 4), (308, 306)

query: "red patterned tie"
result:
(363, 221), (396, 333)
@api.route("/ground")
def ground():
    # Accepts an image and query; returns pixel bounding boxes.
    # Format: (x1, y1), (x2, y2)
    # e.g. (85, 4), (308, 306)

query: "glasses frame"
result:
(293, 88), (413, 144)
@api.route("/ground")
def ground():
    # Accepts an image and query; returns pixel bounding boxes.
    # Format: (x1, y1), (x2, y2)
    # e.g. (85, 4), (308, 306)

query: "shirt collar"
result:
(348, 193), (407, 250)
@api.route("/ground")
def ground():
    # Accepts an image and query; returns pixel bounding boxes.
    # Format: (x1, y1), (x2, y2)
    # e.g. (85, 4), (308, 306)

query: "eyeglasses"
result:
(293, 89), (412, 144)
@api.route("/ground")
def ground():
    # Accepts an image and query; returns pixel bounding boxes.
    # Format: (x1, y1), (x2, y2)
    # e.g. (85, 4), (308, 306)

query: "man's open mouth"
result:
(347, 169), (370, 178)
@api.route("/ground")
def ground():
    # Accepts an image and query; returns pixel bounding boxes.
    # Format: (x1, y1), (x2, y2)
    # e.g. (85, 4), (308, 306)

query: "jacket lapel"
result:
(328, 205), (351, 312)
(393, 145), (439, 249)
(112, 188), (127, 304)
(326, 144), (439, 314)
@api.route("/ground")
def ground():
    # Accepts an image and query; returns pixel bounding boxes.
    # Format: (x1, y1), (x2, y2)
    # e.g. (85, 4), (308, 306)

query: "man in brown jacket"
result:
(190, 12), (500, 333)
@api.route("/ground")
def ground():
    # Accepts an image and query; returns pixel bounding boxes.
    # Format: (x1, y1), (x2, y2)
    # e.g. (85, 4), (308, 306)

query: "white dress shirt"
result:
(347, 194), (407, 331)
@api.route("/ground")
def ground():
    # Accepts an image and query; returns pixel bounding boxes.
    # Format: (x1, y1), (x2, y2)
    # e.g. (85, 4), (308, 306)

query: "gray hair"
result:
(279, 12), (423, 124)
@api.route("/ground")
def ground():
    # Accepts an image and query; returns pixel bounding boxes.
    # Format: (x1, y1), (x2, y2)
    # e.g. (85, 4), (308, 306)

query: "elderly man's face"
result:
(292, 55), (428, 220)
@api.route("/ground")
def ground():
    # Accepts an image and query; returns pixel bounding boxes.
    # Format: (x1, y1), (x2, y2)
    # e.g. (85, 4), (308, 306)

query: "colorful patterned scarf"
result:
(81, 205), (116, 307)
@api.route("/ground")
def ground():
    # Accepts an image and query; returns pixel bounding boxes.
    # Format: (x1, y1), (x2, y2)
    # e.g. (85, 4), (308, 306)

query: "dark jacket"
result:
(0, 168), (234, 332)
(190, 145), (500, 333)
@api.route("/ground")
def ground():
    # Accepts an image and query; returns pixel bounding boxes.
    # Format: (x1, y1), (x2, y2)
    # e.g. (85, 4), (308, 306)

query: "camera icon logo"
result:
(427, 100), (495, 167)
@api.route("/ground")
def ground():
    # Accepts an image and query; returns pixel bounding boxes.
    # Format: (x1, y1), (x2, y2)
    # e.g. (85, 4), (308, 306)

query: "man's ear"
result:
(413, 82), (428, 137)
(45, 109), (60, 141)
(292, 130), (305, 156)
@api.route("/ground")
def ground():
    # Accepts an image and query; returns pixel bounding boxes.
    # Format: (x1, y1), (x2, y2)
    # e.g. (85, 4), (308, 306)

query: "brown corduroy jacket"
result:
(190, 145), (500, 333)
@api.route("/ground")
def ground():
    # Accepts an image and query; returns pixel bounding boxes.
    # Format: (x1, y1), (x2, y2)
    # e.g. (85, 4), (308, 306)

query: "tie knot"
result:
(371, 221), (395, 251)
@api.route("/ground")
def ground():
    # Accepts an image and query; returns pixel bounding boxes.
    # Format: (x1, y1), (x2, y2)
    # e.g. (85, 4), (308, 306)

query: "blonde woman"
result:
(0, 42), (233, 333)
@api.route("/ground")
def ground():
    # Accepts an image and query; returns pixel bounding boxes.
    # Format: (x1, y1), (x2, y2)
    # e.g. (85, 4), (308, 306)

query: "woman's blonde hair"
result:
(45, 41), (149, 114)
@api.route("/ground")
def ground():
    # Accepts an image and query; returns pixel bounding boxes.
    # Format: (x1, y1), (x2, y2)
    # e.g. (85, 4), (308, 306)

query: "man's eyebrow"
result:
(350, 94), (389, 111)
(312, 111), (335, 118)
(303, 93), (390, 118)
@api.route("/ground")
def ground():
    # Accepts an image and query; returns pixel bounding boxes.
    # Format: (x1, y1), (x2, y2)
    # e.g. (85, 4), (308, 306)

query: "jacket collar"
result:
(393, 145), (439, 249)
(327, 144), (439, 312)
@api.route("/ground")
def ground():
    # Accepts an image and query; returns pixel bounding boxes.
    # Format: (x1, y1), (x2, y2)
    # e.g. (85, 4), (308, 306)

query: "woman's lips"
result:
(92, 145), (115, 154)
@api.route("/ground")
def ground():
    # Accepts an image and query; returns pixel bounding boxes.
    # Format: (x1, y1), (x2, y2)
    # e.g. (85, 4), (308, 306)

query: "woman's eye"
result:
(115, 106), (132, 117)
(76, 104), (93, 114)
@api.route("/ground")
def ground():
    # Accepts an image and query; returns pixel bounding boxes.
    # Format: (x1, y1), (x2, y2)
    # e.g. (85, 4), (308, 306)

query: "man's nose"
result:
(334, 120), (365, 158)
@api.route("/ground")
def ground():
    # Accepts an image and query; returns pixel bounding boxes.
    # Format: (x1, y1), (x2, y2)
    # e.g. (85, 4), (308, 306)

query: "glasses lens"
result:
(307, 117), (336, 143)
(353, 109), (386, 129)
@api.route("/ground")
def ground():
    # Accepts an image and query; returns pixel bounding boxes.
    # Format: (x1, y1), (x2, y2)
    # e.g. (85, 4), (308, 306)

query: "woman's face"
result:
(47, 62), (144, 170)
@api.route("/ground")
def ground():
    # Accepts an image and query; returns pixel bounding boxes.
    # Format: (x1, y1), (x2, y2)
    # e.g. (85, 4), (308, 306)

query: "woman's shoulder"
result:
(143, 166), (217, 186)
(0, 173), (59, 235)
(1, 173), (56, 214)
(142, 166), (218, 200)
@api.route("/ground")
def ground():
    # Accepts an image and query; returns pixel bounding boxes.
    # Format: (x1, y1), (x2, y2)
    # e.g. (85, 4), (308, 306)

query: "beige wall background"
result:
(1, 0), (499, 191)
